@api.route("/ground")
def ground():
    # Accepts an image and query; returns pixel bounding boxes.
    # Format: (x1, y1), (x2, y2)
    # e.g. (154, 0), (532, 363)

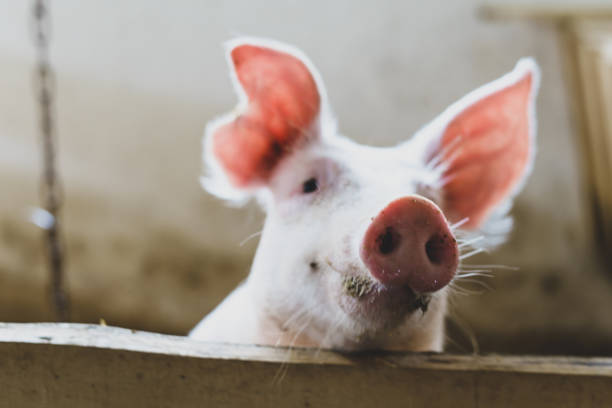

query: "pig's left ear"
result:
(415, 58), (540, 230)
(202, 38), (331, 202)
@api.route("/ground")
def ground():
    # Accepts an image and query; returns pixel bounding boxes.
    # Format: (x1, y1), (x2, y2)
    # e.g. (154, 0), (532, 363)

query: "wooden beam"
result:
(1, 323), (612, 407)
(479, 3), (612, 22)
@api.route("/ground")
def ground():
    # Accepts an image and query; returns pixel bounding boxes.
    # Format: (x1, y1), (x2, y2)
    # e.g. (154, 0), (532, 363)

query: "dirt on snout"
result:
(343, 275), (373, 298)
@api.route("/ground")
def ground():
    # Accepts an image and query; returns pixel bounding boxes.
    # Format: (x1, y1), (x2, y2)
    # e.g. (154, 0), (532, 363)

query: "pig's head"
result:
(202, 38), (539, 351)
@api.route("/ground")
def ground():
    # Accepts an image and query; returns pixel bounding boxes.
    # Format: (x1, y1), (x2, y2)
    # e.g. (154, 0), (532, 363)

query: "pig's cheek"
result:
(273, 202), (304, 220)
(269, 192), (319, 221)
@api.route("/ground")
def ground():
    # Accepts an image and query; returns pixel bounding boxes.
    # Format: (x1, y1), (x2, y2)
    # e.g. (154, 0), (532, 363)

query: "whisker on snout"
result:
(460, 264), (519, 271)
(457, 236), (485, 249)
(445, 311), (480, 355)
(426, 135), (463, 172)
(459, 247), (486, 260)
(239, 230), (263, 247)
(449, 218), (470, 230)
(452, 278), (493, 291)
(457, 268), (493, 274)
(447, 282), (487, 296)
(273, 320), (312, 386)
(455, 271), (493, 279)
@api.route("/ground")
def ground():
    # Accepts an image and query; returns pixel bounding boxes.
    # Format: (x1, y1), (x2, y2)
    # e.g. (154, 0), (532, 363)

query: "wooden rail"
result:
(1, 323), (612, 407)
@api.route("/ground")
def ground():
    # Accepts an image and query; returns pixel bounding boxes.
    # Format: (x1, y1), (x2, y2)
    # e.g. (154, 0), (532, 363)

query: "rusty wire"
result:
(32, 0), (70, 321)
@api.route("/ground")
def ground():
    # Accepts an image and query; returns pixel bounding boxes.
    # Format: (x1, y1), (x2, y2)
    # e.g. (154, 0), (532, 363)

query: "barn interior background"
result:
(1, 0), (611, 355)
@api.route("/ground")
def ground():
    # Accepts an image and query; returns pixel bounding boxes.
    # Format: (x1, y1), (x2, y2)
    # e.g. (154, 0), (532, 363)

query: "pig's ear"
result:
(415, 58), (540, 230)
(202, 38), (330, 202)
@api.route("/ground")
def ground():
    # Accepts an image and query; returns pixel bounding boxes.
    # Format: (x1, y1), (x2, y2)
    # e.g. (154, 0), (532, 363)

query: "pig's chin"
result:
(335, 281), (427, 348)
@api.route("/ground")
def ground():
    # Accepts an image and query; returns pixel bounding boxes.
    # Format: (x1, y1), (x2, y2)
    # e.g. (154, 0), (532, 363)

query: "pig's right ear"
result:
(202, 38), (329, 202)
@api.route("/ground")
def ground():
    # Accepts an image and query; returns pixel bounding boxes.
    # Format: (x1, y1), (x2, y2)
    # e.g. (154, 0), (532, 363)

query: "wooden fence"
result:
(1, 323), (611, 407)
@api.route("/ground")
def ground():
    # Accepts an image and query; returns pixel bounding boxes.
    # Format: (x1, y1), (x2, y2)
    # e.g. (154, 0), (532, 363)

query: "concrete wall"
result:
(1, 0), (611, 354)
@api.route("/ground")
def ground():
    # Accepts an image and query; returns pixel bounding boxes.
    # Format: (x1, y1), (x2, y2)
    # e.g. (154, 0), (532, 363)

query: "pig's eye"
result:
(302, 177), (319, 194)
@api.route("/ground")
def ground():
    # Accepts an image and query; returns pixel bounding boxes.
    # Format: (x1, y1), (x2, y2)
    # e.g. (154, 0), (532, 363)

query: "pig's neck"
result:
(189, 283), (316, 347)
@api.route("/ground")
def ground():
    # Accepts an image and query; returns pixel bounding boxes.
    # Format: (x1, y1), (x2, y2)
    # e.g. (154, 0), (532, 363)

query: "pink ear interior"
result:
(430, 72), (534, 229)
(212, 44), (321, 187)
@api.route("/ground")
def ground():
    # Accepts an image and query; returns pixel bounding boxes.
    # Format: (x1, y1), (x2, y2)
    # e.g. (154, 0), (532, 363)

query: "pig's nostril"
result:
(425, 234), (449, 265)
(376, 227), (400, 255)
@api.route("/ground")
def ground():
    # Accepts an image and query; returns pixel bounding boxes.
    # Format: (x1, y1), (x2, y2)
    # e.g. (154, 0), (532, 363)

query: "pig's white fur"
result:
(191, 38), (539, 351)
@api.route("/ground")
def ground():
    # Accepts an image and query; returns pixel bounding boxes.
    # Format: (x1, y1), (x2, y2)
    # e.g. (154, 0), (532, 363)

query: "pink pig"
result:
(190, 38), (539, 352)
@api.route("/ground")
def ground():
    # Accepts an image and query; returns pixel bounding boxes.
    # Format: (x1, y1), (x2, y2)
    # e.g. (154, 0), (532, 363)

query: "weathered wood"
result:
(1, 323), (612, 407)
(479, 3), (612, 21)
(556, 20), (603, 245)
(556, 20), (612, 256)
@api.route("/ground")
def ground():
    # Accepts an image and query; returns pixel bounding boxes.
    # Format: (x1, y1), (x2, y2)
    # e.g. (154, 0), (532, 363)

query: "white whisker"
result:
(450, 218), (470, 230)
(281, 308), (309, 332)
(272, 316), (312, 386)
(453, 279), (493, 291)
(446, 312), (480, 354)
(459, 247), (486, 260)
(457, 236), (484, 249)
(460, 264), (519, 271)
(448, 283), (486, 296)
(457, 268), (492, 274)
(426, 135), (463, 170)
(239, 230), (262, 247)
(455, 271), (493, 279)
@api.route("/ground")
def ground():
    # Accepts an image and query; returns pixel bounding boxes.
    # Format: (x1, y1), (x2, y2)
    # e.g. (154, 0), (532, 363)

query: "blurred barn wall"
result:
(1, 0), (611, 354)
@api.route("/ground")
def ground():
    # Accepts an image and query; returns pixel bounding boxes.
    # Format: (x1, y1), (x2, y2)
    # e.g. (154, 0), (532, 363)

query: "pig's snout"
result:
(360, 196), (459, 293)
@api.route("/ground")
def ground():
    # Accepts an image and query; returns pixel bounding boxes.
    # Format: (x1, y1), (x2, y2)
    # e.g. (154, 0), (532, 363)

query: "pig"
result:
(189, 38), (539, 352)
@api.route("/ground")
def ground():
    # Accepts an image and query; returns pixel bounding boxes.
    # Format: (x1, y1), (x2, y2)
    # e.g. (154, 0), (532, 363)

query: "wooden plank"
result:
(1, 323), (612, 407)
(592, 42), (612, 246)
(574, 32), (612, 233)
(563, 21), (612, 252)
(556, 21), (603, 245)
(479, 3), (612, 22)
